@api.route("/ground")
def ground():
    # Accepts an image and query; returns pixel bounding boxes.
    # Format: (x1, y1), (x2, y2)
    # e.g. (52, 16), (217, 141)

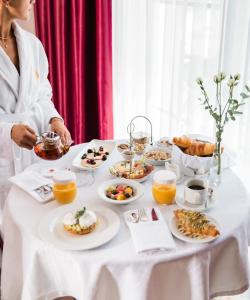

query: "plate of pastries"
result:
(170, 209), (220, 243)
(172, 135), (216, 157)
(109, 160), (154, 182)
(72, 139), (116, 170)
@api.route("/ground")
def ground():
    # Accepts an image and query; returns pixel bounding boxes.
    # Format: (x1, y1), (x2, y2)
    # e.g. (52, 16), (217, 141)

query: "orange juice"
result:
(152, 183), (176, 205)
(52, 171), (77, 204)
(53, 182), (77, 204)
(152, 170), (177, 205)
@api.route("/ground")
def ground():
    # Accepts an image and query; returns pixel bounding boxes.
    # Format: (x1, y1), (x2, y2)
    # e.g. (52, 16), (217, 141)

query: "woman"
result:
(0, 1), (76, 299)
(0, 0), (71, 207)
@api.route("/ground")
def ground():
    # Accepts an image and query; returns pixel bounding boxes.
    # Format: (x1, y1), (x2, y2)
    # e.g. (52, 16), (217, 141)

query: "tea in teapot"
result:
(34, 132), (71, 160)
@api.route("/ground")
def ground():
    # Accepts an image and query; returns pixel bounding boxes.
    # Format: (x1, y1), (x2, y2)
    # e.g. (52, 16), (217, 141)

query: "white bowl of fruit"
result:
(98, 179), (144, 205)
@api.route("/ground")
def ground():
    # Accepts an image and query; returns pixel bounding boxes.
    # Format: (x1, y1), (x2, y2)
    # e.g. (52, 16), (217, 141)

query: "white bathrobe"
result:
(0, 22), (62, 209)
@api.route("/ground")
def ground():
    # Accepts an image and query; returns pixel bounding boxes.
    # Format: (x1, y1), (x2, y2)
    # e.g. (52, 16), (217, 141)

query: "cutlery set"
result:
(129, 208), (158, 223)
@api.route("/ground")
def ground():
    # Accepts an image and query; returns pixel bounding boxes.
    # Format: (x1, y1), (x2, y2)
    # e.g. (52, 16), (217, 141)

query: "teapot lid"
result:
(42, 132), (60, 142)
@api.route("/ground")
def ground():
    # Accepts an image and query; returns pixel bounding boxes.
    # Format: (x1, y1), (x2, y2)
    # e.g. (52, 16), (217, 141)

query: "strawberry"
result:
(116, 184), (125, 192)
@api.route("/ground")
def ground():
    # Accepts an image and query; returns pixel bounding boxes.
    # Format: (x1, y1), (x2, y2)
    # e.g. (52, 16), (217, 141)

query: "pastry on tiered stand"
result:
(63, 207), (97, 235)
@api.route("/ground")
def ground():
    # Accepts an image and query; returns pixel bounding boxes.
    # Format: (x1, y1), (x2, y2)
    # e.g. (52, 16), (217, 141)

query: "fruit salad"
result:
(106, 184), (134, 201)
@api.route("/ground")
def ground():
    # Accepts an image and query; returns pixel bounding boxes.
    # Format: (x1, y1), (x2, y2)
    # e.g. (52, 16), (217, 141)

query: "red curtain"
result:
(34, 0), (113, 144)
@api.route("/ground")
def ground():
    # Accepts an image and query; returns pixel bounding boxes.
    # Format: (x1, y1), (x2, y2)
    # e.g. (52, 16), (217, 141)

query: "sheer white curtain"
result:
(112, 0), (250, 186)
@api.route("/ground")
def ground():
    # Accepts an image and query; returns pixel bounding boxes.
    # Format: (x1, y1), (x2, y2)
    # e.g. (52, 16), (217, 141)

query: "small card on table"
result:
(9, 171), (54, 203)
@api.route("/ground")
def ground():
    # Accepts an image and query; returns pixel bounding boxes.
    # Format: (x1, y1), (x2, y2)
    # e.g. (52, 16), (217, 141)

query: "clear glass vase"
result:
(208, 152), (222, 186)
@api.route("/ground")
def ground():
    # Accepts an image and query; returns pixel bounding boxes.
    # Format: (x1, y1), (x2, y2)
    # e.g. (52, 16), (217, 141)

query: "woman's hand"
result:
(11, 124), (37, 150)
(50, 118), (72, 145)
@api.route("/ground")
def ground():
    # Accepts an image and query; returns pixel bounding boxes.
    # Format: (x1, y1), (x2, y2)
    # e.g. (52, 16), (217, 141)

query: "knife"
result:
(151, 208), (158, 221)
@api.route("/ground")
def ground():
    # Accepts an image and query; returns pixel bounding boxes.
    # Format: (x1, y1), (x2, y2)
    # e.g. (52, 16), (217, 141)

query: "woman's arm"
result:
(37, 40), (71, 144)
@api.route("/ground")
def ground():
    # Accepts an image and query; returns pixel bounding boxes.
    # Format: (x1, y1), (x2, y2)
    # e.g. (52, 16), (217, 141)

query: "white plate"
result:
(169, 215), (220, 244)
(156, 137), (173, 150)
(175, 195), (214, 212)
(41, 167), (62, 178)
(144, 147), (171, 166)
(72, 139), (116, 170)
(98, 179), (144, 205)
(38, 204), (120, 250)
(109, 161), (154, 183)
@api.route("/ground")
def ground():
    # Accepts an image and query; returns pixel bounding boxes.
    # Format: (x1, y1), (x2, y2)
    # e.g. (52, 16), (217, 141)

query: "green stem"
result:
(217, 141), (221, 175)
(223, 86), (234, 126)
(216, 82), (220, 108)
(215, 127), (223, 175)
(219, 80), (222, 118)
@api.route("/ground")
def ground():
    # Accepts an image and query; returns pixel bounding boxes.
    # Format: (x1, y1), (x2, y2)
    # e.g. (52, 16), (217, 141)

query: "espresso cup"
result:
(184, 178), (208, 205)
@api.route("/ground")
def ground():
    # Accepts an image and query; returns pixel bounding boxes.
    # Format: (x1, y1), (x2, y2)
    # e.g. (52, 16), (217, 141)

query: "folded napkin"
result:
(9, 171), (54, 203)
(124, 207), (176, 253)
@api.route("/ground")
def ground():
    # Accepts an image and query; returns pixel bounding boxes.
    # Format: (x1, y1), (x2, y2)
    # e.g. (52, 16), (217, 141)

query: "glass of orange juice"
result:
(52, 170), (77, 204)
(152, 170), (176, 205)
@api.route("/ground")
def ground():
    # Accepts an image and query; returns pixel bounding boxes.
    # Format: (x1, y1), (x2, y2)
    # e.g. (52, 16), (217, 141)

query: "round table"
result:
(1, 144), (250, 300)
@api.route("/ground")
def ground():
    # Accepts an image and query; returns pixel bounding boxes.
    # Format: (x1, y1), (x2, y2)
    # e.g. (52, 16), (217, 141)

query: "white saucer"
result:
(176, 195), (213, 212)
(41, 167), (60, 178)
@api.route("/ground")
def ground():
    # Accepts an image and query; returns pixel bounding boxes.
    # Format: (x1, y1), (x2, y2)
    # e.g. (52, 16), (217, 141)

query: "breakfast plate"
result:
(109, 160), (154, 182)
(38, 204), (120, 250)
(72, 139), (116, 170)
(98, 178), (144, 205)
(169, 213), (220, 244)
(143, 147), (171, 166)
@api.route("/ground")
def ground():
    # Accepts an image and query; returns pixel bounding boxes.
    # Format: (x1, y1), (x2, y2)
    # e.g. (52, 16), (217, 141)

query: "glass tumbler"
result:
(152, 170), (177, 205)
(52, 170), (77, 204)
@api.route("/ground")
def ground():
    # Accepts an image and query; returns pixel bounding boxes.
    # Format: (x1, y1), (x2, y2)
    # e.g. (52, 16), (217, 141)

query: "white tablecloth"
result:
(1, 144), (250, 300)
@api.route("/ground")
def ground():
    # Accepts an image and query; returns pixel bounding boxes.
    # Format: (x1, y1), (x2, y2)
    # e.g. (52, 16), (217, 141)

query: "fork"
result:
(138, 208), (148, 222)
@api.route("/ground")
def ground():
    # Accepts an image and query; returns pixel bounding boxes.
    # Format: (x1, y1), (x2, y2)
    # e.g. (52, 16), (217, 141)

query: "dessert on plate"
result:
(144, 149), (171, 161)
(133, 143), (146, 155)
(63, 207), (97, 235)
(81, 146), (110, 167)
(109, 160), (154, 180)
(117, 143), (129, 153)
(157, 137), (173, 148)
(174, 209), (220, 239)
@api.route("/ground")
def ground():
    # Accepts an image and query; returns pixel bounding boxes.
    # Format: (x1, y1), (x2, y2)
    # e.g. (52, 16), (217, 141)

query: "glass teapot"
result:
(34, 131), (72, 160)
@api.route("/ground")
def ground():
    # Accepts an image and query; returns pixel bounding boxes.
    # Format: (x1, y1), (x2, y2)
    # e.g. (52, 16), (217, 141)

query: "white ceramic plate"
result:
(156, 137), (173, 150)
(72, 139), (116, 170)
(175, 195), (214, 212)
(98, 178), (144, 205)
(144, 147), (171, 166)
(38, 204), (120, 250)
(109, 161), (154, 183)
(169, 215), (220, 244)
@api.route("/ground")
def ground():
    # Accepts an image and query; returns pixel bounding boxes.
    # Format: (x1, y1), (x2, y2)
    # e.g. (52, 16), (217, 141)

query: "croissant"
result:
(173, 135), (192, 149)
(184, 141), (215, 156)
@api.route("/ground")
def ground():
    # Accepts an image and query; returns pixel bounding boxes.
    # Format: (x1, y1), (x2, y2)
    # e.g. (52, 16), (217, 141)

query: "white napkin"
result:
(9, 171), (54, 203)
(124, 207), (176, 253)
